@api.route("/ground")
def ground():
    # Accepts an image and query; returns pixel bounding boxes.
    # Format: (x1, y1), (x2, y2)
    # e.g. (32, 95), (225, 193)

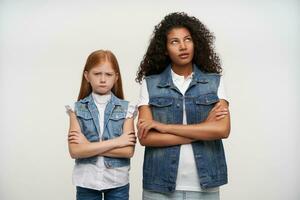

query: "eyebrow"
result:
(93, 70), (115, 73)
(169, 35), (192, 40)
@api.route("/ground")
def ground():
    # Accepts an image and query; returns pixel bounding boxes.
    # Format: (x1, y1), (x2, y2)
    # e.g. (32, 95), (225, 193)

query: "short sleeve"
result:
(65, 103), (75, 115)
(125, 102), (138, 119)
(218, 76), (229, 102)
(137, 79), (149, 107)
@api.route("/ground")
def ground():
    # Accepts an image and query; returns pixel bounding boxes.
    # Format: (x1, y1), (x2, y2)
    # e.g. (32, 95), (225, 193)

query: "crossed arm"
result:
(137, 99), (230, 147)
(67, 111), (136, 159)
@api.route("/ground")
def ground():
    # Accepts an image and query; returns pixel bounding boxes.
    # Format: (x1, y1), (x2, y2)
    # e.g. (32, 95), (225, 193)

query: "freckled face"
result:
(166, 27), (194, 67)
(84, 61), (118, 95)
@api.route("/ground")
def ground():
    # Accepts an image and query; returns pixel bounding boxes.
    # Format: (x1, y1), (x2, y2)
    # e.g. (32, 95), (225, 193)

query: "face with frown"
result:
(84, 61), (118, 95)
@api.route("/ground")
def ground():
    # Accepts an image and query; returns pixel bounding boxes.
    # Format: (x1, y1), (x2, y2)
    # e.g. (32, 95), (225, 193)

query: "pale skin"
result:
(67, 111), (136, 159)
(67, 61), (136, 159)
(137, 27), (231, 147)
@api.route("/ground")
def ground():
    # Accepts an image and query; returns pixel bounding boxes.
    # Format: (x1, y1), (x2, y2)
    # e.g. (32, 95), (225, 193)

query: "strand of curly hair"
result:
(136, 12), (222, 83)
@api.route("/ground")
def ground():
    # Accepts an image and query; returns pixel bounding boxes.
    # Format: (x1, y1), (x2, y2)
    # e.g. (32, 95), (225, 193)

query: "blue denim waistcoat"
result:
(74, 93), (130, 168)
(143, 64), (228, 193)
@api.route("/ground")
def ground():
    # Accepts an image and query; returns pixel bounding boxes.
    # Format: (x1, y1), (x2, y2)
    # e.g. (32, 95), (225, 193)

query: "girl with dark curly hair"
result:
(136, 12), (231, 200)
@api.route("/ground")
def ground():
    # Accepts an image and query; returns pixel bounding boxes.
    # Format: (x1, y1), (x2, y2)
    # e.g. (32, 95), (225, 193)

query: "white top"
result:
(138, 69), (227, 192)
(71, 92), (137, 191)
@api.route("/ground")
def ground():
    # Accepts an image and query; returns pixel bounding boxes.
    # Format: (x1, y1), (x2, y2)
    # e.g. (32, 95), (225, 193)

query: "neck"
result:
(171, 63), (193, 78)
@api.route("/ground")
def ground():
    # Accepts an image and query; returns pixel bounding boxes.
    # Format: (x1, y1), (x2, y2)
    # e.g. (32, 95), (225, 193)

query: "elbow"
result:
(69, 150), (79, 159)
(219, 125), (231, 139)
(69, 151), (77, 159)
(127, 151), (134, 158)
(220, 130), (230, 139)
(69, 148), (82, 159)
(126, 147), (135, 158)
(138, 138), (147, 146)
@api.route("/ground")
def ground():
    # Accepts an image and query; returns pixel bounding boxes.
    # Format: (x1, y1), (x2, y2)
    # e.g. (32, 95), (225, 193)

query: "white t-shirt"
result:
(138, 69), (227, 192)
(70, 92), (136, 191)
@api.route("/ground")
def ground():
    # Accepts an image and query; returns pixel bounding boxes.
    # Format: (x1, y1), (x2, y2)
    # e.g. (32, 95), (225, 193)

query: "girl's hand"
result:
(205, 102), (228, 122)
(115, 131), (136, 147)
(137, 119), (166, 139)
(68, 131), (90, 144)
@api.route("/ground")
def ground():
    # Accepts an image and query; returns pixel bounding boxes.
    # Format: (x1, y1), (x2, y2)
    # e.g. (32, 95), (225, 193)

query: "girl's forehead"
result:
(91, 62), (115, 71)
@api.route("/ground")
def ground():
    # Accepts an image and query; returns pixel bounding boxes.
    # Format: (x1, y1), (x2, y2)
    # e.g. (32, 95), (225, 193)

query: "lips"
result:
(178, 53), (189, 59)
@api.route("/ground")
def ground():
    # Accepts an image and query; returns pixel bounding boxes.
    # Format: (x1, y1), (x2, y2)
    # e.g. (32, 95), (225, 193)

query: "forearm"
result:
(101, 146), (135, 158)
(138, 105), (193, 147)
(139, 130), (193, 147)
(68, 112), (81, 132)
(69, 139), (120, 159)
(164, 118), (230, 140)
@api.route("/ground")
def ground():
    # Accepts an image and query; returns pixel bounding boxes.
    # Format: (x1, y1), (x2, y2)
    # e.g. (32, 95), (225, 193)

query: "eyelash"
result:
(170, 38), (192, 44)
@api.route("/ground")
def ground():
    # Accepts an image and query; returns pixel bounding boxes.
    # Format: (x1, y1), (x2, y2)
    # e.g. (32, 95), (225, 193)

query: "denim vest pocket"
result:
(149, 97), (174, 123)
(149, 97), (173, 107)
(195, 93), (219, 105)
(195, 93), (219, 122)
(108, 112), (126, 137)
(76, 110), (99, 142)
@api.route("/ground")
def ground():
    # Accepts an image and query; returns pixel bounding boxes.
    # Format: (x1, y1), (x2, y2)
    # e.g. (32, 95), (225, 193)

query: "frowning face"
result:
(84, 61), (118, 95)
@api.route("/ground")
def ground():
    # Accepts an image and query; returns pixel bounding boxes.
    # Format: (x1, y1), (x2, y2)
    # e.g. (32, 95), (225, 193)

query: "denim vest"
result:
(143, 65), (228, 193)
(74, 93), (130, 168)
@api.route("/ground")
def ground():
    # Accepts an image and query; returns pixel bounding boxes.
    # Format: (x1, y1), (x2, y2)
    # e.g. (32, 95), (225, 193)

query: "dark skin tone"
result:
(137, 27), (230, 147)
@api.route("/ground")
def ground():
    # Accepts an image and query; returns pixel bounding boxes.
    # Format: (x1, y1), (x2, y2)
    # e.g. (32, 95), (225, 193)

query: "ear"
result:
(84, 71), (89, 82)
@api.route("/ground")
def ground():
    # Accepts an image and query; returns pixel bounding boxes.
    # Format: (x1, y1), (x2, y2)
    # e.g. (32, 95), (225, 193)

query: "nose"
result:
(179, 41), (187, 50)
(100, 74), (106, 83)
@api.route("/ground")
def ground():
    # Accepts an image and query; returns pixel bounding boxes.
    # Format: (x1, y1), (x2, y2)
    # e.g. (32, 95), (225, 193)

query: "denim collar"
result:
(157, 64), (208, 88)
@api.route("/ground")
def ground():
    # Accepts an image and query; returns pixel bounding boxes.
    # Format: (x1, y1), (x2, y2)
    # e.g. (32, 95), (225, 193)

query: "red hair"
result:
(77, 50), (124, 100)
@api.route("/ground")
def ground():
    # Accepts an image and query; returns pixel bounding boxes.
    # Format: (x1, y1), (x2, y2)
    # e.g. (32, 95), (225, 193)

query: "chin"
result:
(95, 90), (109, 95)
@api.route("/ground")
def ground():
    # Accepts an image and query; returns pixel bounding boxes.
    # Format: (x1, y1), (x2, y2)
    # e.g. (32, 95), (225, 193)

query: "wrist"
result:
(161, 123), (169, 133)
(112, 137), (122, 148)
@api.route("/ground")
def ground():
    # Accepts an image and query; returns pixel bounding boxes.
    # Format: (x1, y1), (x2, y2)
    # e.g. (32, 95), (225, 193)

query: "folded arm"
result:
(137, 100), (230, 146)
(158, 100), (230, 140)
(101, 117), (136, 158)
(137, 105), (193, 147)
(67, 111), (135, 159)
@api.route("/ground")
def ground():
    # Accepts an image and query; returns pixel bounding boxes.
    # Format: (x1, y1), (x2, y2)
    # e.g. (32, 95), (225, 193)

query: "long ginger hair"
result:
(77, 50), (124, 100)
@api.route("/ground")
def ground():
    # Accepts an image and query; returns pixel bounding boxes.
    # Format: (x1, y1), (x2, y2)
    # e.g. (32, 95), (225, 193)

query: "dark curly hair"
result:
(136, 12), (222, 83)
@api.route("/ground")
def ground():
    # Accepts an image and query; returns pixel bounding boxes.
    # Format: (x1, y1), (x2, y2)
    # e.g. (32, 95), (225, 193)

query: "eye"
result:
(105, 73), (114, 76)
(185, 37), (192, 42)
(170, 40), (178, 45)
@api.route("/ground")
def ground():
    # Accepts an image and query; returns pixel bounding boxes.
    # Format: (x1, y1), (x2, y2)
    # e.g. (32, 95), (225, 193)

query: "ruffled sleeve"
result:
(65, 103), (75, 115)
(125, 102), (138, 119)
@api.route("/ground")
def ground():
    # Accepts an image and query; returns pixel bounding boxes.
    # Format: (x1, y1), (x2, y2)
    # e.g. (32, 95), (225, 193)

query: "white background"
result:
(0, 0), (299, 199)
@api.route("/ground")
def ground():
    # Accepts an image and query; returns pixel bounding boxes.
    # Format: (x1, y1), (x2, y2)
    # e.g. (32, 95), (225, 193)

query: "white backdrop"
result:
(0, 0), (299, 199)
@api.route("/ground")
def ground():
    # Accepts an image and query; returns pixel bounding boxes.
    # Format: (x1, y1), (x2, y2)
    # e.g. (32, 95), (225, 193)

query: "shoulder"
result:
(119, 99), (130, 107)
(114, 96), (129, 108)
(145, 73), (163, 82)
(74, 94), (92, 111)
(74, 100), (88, 112)
(144, 74), (165, 89)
